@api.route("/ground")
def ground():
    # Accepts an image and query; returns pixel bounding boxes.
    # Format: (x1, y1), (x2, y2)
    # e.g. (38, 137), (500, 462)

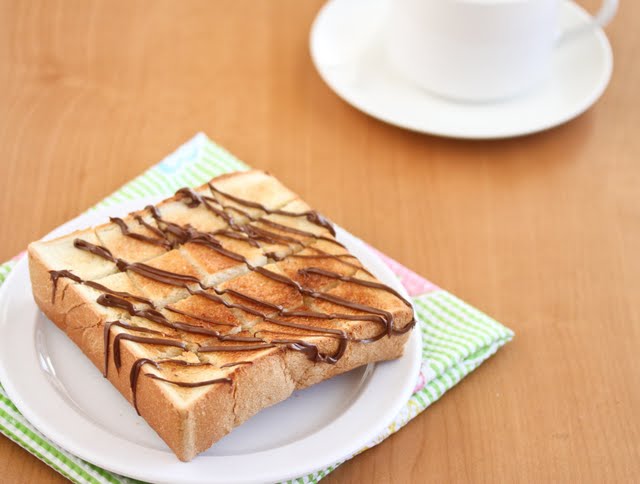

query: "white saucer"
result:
(310, 0), (613, 139)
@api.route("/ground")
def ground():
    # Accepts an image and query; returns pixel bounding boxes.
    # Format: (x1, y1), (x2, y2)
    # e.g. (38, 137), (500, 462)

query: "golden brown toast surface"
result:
(28, 170), (415, 461)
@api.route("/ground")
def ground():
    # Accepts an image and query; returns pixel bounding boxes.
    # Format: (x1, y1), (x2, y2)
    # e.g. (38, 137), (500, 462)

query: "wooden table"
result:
(1, 1), (638, 482)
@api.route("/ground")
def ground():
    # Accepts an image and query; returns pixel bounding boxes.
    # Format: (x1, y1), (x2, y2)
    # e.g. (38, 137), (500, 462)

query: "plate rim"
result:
(309, 0), (613, 139)
(0, 199), (422, 484)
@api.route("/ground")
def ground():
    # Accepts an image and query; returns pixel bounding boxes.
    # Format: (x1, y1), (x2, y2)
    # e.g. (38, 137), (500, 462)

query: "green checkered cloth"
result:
(0, 134), (513, 483)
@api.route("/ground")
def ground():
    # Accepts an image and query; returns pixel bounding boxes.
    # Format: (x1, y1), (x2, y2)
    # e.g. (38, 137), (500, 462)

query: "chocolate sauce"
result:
(284, 251), (370, 275)
(199, 343), (276, 352)
(78, 235), (412, 380)
(85, 281), (152, 305)
(49, 270), (81, 302)
(144, 373), (232, 389)
(48, 179), (415, 404)
(207, 182), (336, 236)
(157, 360), (214, 367)
(103, 320), (163, 377)
(270, 337), (348, 364)
(112, 334), (188, 370)
(220, 361), (253, 369)
(73, 238), (115, 261)
(129, 358), (158, 413)
(300, 268), (412, 308)
(110, 217), (172, 249)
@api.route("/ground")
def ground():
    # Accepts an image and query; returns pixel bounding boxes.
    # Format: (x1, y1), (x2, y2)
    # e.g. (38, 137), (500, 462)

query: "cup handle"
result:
(560, 0), (618, 42)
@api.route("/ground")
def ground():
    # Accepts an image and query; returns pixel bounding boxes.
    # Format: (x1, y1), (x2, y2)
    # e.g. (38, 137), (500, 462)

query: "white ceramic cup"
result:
(385, 0), (618, 102)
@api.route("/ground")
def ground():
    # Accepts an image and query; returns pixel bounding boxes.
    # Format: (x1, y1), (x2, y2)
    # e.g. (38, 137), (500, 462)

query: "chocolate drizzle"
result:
(130, 358), (158, 413)
(144, 373), (232, 389)
(103, 320), (163, 377)
(49, 270), (81, 302)
(73, 239), (115, 260)
(220, 361), (253, 369)
(207, 182), (337, 237)
(47, 178), (415, 409)
(112, 334), (188, 370)
(110, 217), (172, 249)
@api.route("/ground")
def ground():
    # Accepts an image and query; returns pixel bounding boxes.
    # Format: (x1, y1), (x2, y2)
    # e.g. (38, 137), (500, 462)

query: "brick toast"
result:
(28, 170), (415, 461)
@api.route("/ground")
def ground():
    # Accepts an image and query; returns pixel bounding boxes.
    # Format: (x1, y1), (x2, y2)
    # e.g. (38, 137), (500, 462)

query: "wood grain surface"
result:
(0, 1), (639, 482)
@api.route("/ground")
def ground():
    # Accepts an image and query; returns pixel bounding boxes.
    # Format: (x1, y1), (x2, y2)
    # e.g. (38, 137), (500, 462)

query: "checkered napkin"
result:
(0, 134), (514, 484)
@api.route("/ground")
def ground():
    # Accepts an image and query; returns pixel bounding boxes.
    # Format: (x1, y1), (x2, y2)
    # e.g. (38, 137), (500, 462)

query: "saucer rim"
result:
(309, 0), (613, 139)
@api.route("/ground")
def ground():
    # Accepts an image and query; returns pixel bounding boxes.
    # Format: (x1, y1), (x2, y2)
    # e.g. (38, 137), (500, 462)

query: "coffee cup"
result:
(385, 0), (618, 102)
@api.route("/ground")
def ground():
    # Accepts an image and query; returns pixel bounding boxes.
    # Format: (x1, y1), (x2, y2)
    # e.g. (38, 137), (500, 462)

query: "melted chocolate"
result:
(144, 373), (232, 389)
(74, 238), (412, 365)
(129, 358), (158, 413)
(48, 179), (415, 403)
(220, 361), (253, 369)
(73, 238), (115, 261)
(271, 337), (348, 364)
(112, 334), (188, 370)
(103, 320), (163, 377)
(49, 270), (81, 302)
(207, 182), (336, 236)
(199, 343), (275, 352)
(110, 217), (172, 249)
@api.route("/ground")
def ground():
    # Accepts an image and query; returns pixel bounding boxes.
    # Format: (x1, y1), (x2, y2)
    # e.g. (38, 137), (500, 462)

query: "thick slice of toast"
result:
(28, 170), (415, 461)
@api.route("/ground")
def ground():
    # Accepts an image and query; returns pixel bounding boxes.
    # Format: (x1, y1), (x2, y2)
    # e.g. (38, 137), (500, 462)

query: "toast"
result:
(28, 170), (415, 461)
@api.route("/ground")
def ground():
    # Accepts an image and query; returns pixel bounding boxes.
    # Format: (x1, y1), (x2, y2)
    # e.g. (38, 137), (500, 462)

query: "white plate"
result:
(310, 0), (613, 139)
(0, 198), (421, 484)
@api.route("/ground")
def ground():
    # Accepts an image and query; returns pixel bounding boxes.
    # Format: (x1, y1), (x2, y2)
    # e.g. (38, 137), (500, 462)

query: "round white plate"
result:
(0, 198), (421, 484)
(310, 0), (613, 139)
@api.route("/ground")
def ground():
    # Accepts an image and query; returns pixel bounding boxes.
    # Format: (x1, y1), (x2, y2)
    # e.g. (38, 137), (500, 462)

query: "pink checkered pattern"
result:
(371, 247), (439, 297)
